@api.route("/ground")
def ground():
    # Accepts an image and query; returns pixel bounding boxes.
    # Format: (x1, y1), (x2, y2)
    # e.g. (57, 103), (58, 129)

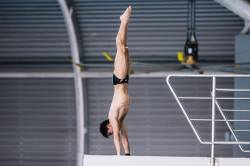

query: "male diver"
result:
(99, 6), (132, 156)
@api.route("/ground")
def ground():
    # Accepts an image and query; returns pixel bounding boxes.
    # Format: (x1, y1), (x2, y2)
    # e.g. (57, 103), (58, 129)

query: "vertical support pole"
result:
(57, 1), (84, 166)
(211, 76), (216, 166)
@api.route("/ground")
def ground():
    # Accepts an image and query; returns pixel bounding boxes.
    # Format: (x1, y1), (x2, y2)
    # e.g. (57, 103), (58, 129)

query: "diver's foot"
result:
(120, 6), (132, 24)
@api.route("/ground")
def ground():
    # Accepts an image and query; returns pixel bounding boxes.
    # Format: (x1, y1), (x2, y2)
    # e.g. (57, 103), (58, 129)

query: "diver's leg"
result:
(114, 6), (132, 78)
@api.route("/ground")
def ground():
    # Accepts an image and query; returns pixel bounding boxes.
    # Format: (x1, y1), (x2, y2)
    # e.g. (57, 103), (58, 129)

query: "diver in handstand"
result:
(99, 6), (132, 156)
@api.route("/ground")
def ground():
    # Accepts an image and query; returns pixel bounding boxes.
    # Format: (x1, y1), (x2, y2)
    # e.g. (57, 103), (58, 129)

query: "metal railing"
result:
(166, 74), (250, 166)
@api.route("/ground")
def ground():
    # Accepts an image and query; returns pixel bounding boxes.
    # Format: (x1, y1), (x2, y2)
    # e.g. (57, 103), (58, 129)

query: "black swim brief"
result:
(113, 74), (129, 85)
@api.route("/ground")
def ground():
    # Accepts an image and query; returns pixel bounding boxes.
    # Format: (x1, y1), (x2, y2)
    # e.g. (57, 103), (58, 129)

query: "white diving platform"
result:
(83, 155), (250, 166)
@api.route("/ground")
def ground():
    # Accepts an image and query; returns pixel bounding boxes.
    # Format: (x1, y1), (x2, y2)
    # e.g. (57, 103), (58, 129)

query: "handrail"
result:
(190, 119), (250, 122)
(166, 76), (206, 145)
(216, 88), (250, 92)
(215, 100), (250, 152)
(178, 97), (250, 100)
(222, 109), (250, 112)
(166, 74), (250, 166)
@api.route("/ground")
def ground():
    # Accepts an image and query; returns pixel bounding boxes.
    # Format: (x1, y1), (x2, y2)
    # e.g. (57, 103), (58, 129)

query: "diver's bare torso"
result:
(109, 85), (130, 122)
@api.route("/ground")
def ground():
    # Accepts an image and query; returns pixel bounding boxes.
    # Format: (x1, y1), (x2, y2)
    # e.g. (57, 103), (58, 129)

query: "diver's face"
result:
(107, 123), (113, 136)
